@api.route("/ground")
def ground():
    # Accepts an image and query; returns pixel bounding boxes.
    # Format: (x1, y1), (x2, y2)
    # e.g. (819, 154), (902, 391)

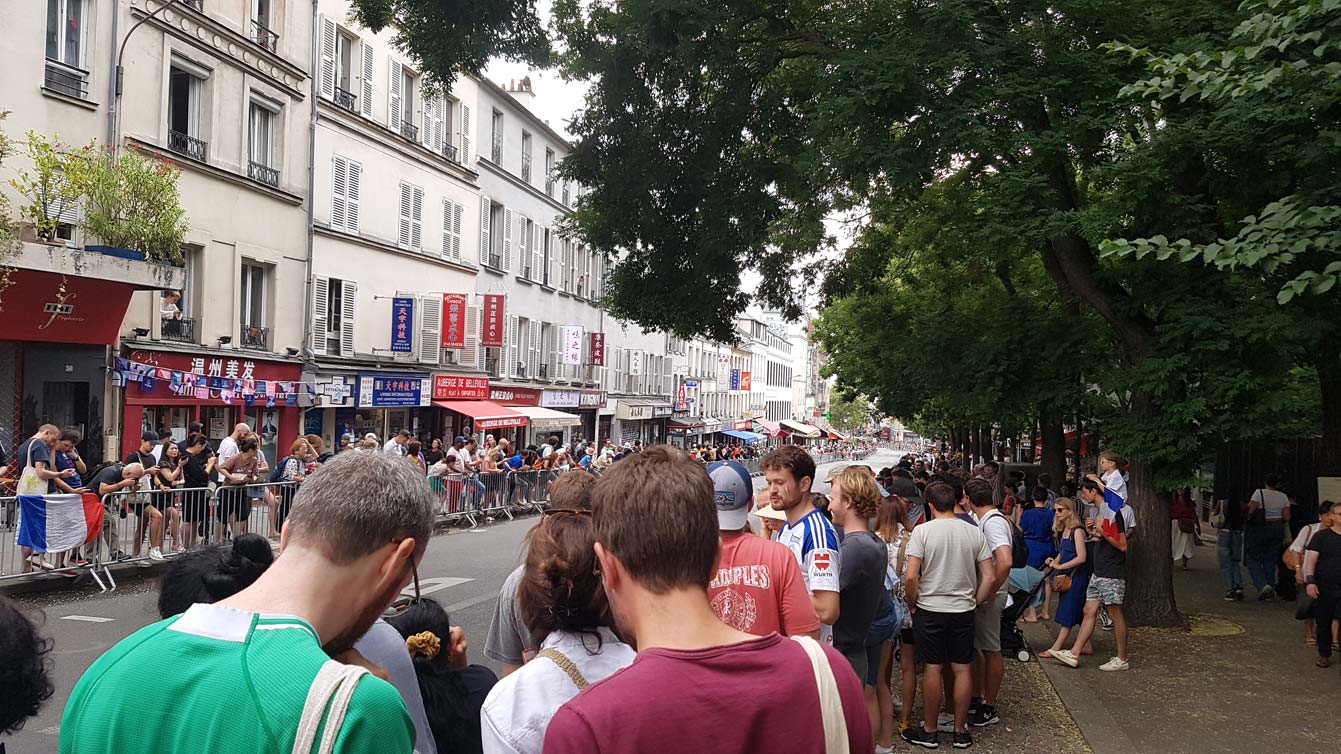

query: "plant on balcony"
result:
(0, 112), (23, 304)
(8, 131), (93, 242)
(83, 147), (189, 265)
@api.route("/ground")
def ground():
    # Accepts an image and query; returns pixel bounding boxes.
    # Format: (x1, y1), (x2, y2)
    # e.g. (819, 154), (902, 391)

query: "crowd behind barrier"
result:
(0, 444), (875, 587)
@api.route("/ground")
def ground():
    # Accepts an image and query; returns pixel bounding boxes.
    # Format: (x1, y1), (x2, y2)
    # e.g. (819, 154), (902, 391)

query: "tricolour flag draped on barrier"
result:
(15, 493), (104, 552)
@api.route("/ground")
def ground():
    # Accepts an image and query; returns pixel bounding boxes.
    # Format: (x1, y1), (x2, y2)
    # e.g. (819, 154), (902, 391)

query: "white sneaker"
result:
(1052, 649), (1080, 668)
(149, 547), (166, 562)
(876, 747), (895, 754)
(1099, 657), (1129, 672)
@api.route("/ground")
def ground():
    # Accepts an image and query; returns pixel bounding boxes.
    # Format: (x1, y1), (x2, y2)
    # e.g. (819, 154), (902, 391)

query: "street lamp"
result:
(106, 0), (182, 151)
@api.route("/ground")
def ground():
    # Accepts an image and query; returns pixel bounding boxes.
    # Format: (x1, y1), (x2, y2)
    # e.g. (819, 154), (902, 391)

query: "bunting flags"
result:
(113, 358), (319, 406)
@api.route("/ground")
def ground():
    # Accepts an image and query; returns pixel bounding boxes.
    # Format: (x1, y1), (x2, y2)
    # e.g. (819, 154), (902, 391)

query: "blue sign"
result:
(304, 409), (324, 437)
(729, 370), (741, 391)
(684, 380), (699, 388)
(391, 297), (415, 353)
(360, 374), (424, 407)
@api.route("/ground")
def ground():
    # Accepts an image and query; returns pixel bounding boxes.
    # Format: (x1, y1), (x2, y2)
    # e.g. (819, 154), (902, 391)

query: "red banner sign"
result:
(589, 332), (606, 366)
(482, 294), (505, 348)
(4, 269), (137, 345)
(432, 375), (489, 400)
(489, 386), (542, 406)
(740, 371), (752, 390)
(442, 293), (468, 348)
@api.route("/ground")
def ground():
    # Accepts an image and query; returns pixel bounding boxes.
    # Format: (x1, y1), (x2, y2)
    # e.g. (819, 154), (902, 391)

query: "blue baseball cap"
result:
(708, 460), (755, 530)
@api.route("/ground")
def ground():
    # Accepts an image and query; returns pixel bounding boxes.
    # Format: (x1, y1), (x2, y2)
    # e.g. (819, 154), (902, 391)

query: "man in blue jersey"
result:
(761, 445), (841, 643)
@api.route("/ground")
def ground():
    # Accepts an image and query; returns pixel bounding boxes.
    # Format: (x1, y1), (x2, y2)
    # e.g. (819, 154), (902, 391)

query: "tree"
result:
(826, 392), (871, 432)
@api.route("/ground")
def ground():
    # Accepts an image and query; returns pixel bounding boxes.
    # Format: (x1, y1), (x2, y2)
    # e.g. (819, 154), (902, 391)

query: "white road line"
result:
(403, 576), (473, 596)
(60, 615), (115, 623)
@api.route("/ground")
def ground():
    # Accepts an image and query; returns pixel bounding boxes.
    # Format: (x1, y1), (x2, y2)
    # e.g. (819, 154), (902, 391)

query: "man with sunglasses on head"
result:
(60, 452), (436, 754)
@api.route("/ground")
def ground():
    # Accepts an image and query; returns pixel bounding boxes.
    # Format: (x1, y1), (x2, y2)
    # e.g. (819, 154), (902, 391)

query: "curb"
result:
(1023, 624), (1137, 754)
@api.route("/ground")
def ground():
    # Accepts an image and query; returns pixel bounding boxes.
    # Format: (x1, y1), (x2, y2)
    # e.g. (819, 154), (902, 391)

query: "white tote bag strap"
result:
(791, 636), (849, 754)
(292, 660), (370, 754)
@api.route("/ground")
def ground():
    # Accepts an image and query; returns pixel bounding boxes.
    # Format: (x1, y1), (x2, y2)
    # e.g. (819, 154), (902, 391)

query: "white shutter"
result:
(514, 213), (526, 274)
(531, 223), (543, 283)
(548, 324), (560, 379)
(461, 104), (472, 164)
(462, 304), (480, 369)
(506, 314), (520, 378)
(419, 294), (442, 365)
(346, 160), (361, 232)
(528, 320), (541, 378)
(412, 186), (424, 249)
(502, 207), (514, 272)
(388, 59), (402, 129)
(320, 16), (336, 99)
(360, 42), (374, 117)
(311, 275), (329, 356)
(340, 281), (357, 356)
(442, 199), (462, 262)
(431, 96), (445, 151)
(662, 356), (672, 396)
(479, 196), (491, 266)
(331, 156), (348, 229)
(398, 183), (413, 248)
(559, 236), (568, 292)
(546, 228), (557, 287)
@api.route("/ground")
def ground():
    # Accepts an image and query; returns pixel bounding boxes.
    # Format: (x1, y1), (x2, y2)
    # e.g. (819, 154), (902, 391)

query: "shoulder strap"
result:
(537, 647), (589, 690)
(292, 660), (370, 754)
(790, 636), (849, 754)
(895, 530), (911, 572)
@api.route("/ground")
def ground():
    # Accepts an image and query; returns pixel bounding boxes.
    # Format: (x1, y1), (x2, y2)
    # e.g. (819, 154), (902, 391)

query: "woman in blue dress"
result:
(1040, 497), (1092, 659)
(1016, 487), (1056, 621)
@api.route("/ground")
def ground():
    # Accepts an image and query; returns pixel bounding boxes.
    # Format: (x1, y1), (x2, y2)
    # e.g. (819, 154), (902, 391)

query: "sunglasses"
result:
(384, 547), (422, 617)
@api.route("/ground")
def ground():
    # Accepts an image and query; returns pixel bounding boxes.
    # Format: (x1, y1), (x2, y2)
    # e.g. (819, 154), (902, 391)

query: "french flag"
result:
(15, 493), (104, 553)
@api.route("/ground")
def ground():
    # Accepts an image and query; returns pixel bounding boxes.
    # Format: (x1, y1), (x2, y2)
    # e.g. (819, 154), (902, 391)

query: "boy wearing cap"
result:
(707, 461), (820, 639)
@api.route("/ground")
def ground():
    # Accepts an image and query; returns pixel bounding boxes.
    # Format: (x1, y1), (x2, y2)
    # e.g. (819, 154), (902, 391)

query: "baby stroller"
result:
(1001, 566), (1054, 663)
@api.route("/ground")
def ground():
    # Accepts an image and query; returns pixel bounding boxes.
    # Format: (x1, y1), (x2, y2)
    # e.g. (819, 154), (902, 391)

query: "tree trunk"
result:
(1318, 349), (1341, 476)
(1039, 414), (1067, 486)
(1123, 455), (1181, 627)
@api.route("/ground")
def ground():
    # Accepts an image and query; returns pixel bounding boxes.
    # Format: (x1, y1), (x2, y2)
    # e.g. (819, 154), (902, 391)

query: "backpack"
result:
(269, 456), (293, 483)
(987, 510), (1030, 569)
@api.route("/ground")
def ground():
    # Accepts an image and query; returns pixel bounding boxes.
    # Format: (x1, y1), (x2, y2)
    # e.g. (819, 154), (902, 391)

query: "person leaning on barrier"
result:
(85, 462), (149, 563)
(178, 433), (216, 550)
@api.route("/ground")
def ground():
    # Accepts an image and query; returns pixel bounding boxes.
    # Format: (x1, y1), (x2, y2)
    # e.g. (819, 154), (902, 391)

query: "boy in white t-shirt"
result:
(1087, 449), (1127, 515)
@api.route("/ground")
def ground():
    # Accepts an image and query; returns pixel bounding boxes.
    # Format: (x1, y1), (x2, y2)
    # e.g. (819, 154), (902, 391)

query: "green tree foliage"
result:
(825, 392), (871, 432)
(348, 0), (551, 87)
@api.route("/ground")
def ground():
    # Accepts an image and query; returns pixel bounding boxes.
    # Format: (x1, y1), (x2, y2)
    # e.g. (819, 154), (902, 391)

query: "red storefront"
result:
(121, 348), (304, 463)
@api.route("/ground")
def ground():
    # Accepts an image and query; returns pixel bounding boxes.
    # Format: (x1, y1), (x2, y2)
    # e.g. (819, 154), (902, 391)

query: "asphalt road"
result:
(2, 449), (898, 754)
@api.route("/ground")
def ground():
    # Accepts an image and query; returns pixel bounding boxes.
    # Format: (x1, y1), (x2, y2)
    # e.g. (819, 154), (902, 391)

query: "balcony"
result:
(538, 363), (550, 380)
(248, 161), (280, 188)
(240, 323), (270, 351)
(491, 136), (502, 163)
(487, 252), (502, 269)
(521, 155), (532, 183)
(251, 20), (279, 53)
(442, 142), (459, 163)
(44, 59), (89, 100)
(333, 86), (357, 112)
(161, 316), (197, 344)
(167, 130), (208, 162)
(485, 352), (501, 377)
(545, 176), (555, 197)
(179, 0), (204, 10)
(399, 119), (419, 142)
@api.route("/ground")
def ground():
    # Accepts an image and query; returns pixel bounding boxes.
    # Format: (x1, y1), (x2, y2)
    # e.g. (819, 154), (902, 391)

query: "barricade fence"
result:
(1, 446), (865, 587)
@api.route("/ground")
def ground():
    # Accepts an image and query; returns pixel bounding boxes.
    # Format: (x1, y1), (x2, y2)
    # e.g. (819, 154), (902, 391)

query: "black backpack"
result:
(987, 510), (1030, 569)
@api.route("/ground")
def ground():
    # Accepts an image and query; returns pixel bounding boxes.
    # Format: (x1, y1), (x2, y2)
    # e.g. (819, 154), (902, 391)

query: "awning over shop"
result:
(433, 400), (529, 430)
(828, 429), (847, 441)
(667, 417), (706, 432)
(780, 419), (824, 439)
(702, 419), (724, 434)
(722, 429), (766, 443)
(512, 405), (582, 428)
(754, 417), (783, 437)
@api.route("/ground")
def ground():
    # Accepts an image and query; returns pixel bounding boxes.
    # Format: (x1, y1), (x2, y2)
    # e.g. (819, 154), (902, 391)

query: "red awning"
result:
(754, 417), (783, 437)
(433, 400), (529, 430)
(829, 430), (847, 441)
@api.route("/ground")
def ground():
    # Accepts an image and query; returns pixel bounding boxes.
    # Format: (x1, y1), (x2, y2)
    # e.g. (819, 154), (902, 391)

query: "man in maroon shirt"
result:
(542, 446), (873, 754)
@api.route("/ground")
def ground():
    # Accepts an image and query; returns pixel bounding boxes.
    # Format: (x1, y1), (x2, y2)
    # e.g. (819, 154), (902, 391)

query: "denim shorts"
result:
(863, 608), (902, 685)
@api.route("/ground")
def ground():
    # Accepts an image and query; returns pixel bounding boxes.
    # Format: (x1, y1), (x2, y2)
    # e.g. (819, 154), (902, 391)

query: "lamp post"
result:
(106, 0), (181, 151)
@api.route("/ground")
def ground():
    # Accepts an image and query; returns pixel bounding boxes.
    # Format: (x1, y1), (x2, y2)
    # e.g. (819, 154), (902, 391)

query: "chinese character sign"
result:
(629, 350), (643, 376)
(442, 293), (468, 349)
(589, 332), (606, 366)
(391, 297), (415, 353)
(561, 326), (584, 365)
(740, 371), (752, 390)
(482, 294), (505, 348)
(730, 369), (741, 390)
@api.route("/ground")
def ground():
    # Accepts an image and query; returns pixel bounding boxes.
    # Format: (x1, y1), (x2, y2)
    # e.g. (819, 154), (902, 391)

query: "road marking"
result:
(403, 576), (473, 596)
(38, 725), (60, 736)
(446, 591), (502, 615)
(60, 615), (115, 623)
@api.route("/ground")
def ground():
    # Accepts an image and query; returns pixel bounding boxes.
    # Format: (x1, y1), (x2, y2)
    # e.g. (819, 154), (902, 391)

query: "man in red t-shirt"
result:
(542, 447), (872, 754)
(707, 460), (820, 639)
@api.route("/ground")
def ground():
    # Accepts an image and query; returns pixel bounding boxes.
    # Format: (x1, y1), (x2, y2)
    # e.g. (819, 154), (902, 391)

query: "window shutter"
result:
(360, 42), (374, 117)
(418, 294), (442, 365)
(546, 228), (557, 287)
(548, 324), (560, 379)
(559, 236), (568, 292)
(531, 223), (543, 283)
(388, 59), (402, 128)
(412, 186), (424, 250)
(662, 356), (672, 396)
(320, 16), (336, 99)
(398, 183), (413, 248)
(528, 320), (541, 379)
(432, 96), (445, 151)
(346, 160), (361, 232)
(462, 304), (480, 369)
(340, 281), (357, 356)
(479, 196), (491, 266)
(331, 156), (348, 229)
(460, 104), (472, 164)
(311, 275), (329, 356)
(506, 314), (520, 378)
(442, 199), (462, 262)
(502, 207), (514, 272)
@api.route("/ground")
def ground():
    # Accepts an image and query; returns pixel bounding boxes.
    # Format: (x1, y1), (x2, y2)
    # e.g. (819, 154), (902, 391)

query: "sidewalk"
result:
(1025, 537), (1341, 754)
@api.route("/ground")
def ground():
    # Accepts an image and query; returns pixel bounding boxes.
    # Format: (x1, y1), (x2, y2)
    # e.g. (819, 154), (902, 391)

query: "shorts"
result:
(974, 592), (1008, 652)
(122, 498), (159, 516)
(863, 609), (902, 686)
(840, 646), (868, 686)
(217, 487), (252, 522)
(1086, 576), (1126, 605)
(913, 608), (976, 666)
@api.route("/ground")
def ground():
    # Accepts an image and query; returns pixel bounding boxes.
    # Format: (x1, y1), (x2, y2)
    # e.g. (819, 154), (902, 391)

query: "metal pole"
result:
(110, 0), (179, 153)
(301, 1), (319, 359)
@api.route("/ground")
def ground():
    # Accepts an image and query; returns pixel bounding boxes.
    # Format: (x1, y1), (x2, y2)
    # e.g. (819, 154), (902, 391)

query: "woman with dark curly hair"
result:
(478, 508), (635, 754)
(0, 596), (54, 751)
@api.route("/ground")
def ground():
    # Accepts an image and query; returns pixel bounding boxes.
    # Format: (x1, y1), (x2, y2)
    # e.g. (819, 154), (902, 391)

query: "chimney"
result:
(503, 74), (536, 110)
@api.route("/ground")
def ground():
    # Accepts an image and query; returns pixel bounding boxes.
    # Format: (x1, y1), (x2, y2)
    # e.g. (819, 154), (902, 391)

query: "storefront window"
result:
(245, 408), (281, 465)
(141, 407), (193, 443)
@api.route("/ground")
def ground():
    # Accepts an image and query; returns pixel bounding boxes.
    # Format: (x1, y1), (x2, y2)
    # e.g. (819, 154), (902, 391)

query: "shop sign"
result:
(579, 390), (606, 408)
(126, 351), (303, 400)
(676, 384), (688, 411)
(629, 349), (643, 376)
(316, 375), (355, 407)
(589, 332), (606, 366)
(359, 374), (430, 407)
(735, 420), (753, 430)
(542, 389), (580, 408)
(618, 402), (651, 420)
(433, 375), (489, 400)
(7, 269), (136, 345)
(489, 386), (542, 406)
(740, 372), (752, 390)
(391, 297), (415, 353)
(561, 326), (584, 365)
(730, 369), (741, 391)
(482, 294), (506, 348)
(653, 404), (673, 418)
(683, 380), (699, 388)
(442, 293), (468, 348)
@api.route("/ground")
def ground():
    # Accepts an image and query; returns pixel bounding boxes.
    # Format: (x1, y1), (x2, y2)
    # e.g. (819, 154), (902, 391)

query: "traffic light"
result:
(825, 411), (831, 419)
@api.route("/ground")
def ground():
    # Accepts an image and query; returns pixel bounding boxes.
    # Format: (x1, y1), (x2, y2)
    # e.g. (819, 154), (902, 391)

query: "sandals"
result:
(1038, 650), (1057, 659)
(1317, 657), (1331, 669)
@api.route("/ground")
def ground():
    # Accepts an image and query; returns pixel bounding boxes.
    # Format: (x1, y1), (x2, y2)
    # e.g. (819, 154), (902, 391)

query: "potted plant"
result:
(83, 147), (188, 264)
(8, 131), (93, 243)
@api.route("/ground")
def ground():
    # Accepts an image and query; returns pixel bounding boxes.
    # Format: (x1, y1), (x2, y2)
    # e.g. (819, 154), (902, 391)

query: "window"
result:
(239, 262), (268, 349)
(561, 181), (570, 206)
(333, 31), (357, 111)
(398, 181), (424, 250)
(521, 132), (533, 183)
(401, 68), (415, 128)
(487, 200), (504, 268)
(522, 218), (536, 280)
(251, 0), (278, 52)
(45, 0), (86, 98)
(168, 61), (207, 161)
(331, 155), (361, 232)
(441, 198), (463, 263)
(247, 100), (279, 187)
(491, 110), (503, 163)
(389, 61), (417, 140)
(313, 277), (356, 357)
(544, 148), (555, 195)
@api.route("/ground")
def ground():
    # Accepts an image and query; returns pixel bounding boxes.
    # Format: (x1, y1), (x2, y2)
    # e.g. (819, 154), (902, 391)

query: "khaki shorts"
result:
(974, 592), (1008, 652)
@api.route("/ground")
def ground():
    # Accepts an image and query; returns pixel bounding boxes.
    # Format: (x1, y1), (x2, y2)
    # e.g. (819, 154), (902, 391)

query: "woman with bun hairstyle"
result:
(156, 533), (275, 618)
(478, 508), (636, 754)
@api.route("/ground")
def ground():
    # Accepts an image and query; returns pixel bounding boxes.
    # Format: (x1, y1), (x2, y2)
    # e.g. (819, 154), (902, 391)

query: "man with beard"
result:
(58, 452), (435, 754)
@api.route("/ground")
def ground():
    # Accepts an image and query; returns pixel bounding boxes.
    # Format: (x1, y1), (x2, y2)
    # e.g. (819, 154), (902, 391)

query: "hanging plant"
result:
(83, 147), (189, 264)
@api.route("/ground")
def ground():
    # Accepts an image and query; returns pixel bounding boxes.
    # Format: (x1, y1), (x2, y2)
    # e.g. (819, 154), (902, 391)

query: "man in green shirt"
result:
(60, 451), (436, 754)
